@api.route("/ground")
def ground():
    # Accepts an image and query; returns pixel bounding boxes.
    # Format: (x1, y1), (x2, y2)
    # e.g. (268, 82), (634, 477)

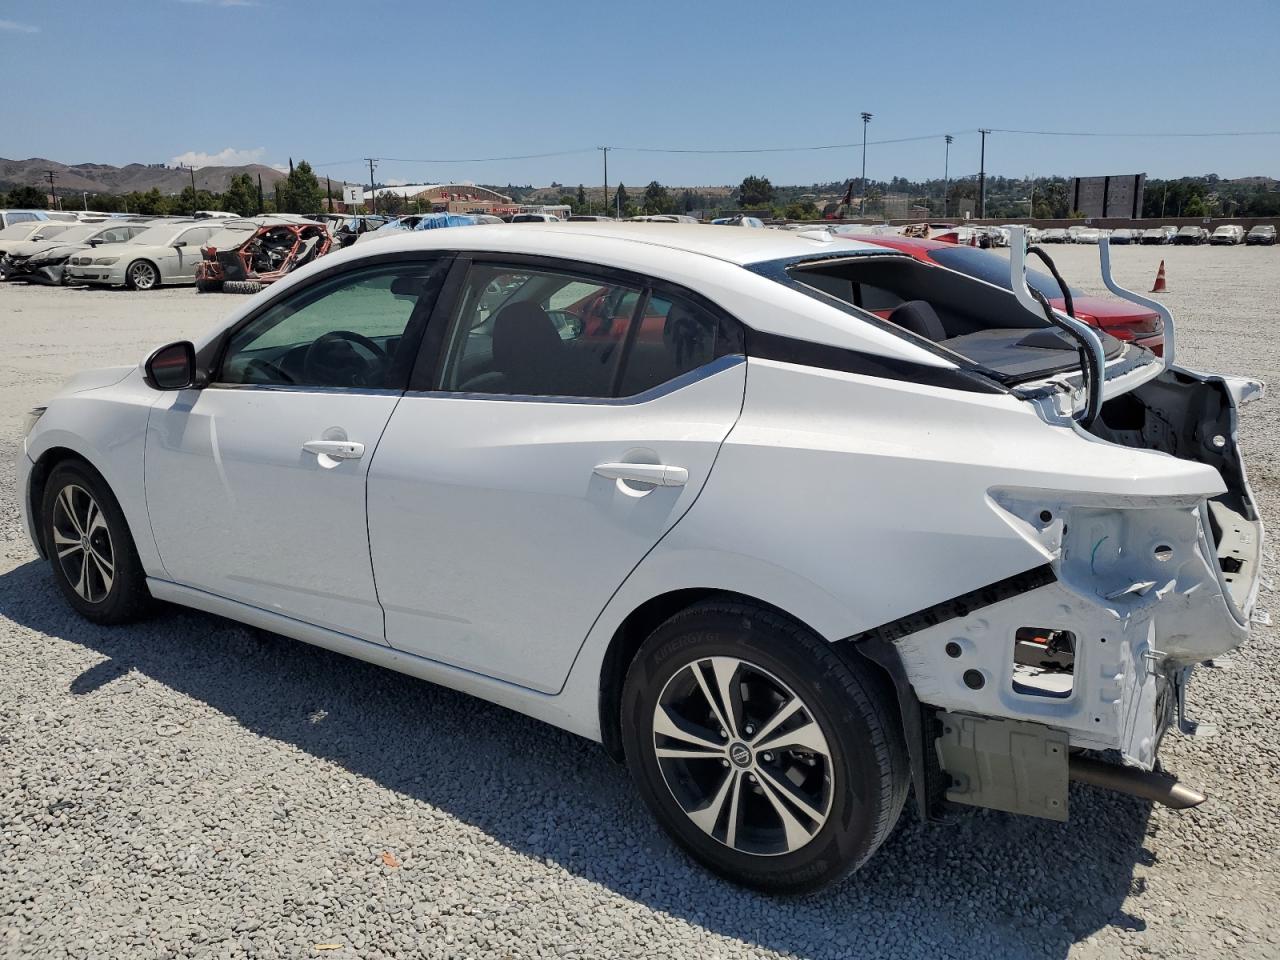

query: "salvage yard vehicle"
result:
(195, 216), (332, 293)
(1039, 227), (1069, 243)
(355, 213), (481, 244)
(1245, 225), (1276, 246)
(0, 220), (74, 258)
(17, 223), (1263, 893)
(1175, 225), (1210, 245)
(0, 209), (52, 230)
(0, 222), (111, 273)
(856, 235), (1165, 353)
(1142, 226), (1177, 244)
(63, 219), (218, 290)
(4, 220), (152, 285)
(1210, 224), (1245, 245)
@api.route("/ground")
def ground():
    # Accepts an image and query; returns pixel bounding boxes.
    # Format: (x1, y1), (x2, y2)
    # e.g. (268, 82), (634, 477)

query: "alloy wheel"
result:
(50, 483), (115, 604)
(652, 656), (833, 856)
(129, 262), (157, 290)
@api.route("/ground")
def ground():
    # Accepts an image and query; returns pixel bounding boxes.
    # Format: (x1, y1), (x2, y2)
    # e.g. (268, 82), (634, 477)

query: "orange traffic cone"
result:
(1151, 260), (1167, 293)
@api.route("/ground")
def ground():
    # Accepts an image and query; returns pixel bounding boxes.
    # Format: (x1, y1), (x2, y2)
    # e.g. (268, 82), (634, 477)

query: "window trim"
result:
(199, 251), (456, 394)
(408, 251), (746, 399)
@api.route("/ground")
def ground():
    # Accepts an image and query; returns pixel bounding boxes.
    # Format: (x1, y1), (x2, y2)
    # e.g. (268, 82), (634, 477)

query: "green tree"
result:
(738, 175), (774, 207)
(642, 180), (672, 215)
(614, 182), (630, 217)
(783, 200), (821, 220)
(576, 184), (587, 210)
(278, 160), (324, 214)
(8, 185), (48, 209)
(177, 186), (219, 215)
(126, 188), (169, 216)
(223, 173), (259, 217)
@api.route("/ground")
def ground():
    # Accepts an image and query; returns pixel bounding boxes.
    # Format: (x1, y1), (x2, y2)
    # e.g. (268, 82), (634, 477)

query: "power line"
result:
(989, 127), (1280, 138)
(315, 148), (596, 168)
(613, 132), (968, 154)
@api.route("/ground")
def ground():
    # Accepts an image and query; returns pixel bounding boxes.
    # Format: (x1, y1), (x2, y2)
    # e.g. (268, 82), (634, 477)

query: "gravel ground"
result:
(1, 247), (1277, 960)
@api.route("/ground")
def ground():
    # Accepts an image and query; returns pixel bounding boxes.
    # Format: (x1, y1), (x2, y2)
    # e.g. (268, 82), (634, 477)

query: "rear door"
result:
(367, 256), (746, 692)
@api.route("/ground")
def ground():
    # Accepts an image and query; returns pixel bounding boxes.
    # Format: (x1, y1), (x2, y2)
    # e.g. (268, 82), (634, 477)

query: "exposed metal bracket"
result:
(1176, 668), (1217, 739)
(935, 712), (1069, 821)
(1098, 238), (1176, 370)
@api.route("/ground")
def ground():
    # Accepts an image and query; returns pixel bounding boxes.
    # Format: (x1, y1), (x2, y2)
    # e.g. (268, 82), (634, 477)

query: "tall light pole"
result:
(859, 112), (873, 218)
(599, 146), (609, 218)
(365, 158), (379, 215)
(978, 128), (991, 220)
(943, 134), (953, 218)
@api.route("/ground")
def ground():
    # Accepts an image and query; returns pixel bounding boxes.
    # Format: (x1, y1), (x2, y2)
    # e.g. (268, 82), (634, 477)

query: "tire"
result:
(41, 460), (153, 625)
(620, 599), (908, 894)
(196, 278), (224, 293)
(124, 259), (159, 291)
(223, 280), (264, 295)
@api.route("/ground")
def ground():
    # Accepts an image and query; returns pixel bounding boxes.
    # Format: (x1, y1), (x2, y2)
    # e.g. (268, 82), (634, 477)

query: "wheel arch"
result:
(595, 587), (903, 764)
(27, 446), (111, 557)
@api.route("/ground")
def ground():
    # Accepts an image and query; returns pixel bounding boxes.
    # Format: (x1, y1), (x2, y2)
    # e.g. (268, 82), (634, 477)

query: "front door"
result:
(144, 257), (450, 641)
(367, 259), (746, 692)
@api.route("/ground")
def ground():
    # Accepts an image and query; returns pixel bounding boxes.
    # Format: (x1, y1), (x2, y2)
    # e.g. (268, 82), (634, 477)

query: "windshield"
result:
(0, 223), (45, 240)
(35, 224), (97, 245)
(126, 222), (194, 246)
(928, 246), (1079, 300)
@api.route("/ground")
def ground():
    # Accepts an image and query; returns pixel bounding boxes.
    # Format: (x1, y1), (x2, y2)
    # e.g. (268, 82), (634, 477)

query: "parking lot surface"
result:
(2, 246), (1278, 959)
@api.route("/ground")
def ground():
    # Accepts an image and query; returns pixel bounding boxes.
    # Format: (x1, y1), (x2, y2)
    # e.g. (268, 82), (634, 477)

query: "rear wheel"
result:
(223, 280), (264, 295)
(41, 461), (153, 624)
(125, 259), (159, 291)
(620, 600), (908, 893)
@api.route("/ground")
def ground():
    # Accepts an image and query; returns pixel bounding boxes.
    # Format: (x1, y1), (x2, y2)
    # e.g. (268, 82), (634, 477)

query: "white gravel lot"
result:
(1, 245), (1277, 959)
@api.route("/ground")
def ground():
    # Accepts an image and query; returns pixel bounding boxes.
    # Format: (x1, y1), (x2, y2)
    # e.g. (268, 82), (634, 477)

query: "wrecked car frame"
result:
(195, 216), (332, 292)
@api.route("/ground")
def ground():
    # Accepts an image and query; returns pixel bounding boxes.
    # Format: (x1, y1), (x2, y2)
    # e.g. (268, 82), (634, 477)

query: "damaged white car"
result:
(16, 224), (1263, 893)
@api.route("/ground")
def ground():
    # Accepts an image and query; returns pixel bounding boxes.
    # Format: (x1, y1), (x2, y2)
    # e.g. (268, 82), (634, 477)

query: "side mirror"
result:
(88, 238), (103, 247)
(144, 341), (198, 390)
(173, 240), (187, 248)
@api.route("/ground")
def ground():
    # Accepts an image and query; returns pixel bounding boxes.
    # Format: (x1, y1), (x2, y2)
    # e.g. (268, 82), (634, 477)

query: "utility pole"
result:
(978, 128), (991, 220)
(326, 176), (333, 213)
(180, 164), (198, 214)
(365, 158), (379, 215)
(599, 146), (609, 218)
(44, 170), (58, 210)
(82, 191), (89, 212)
(256, 173), (264, 214)
(943, 134), (953, 218)
(859, 112), (873, 218)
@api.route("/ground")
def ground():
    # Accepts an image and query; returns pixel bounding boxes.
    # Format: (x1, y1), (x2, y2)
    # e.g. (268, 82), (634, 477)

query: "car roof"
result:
(355, 221), (884, 266)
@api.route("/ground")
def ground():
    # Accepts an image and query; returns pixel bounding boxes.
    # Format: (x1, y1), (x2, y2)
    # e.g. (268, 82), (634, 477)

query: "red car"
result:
(856, 236), (1164, 355)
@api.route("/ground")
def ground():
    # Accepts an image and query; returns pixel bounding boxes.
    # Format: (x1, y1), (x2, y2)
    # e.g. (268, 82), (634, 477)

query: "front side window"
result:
(218, 260), (448, 389)
(436, 262), (742, 398)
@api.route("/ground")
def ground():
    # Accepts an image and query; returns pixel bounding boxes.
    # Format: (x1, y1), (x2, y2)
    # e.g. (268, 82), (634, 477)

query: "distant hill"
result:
(0, 157), (290, 195)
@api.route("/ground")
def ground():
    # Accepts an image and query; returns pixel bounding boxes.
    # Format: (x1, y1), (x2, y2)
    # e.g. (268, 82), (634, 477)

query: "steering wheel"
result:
(302, 330), (388, 387)
(243, 357), (295, 384)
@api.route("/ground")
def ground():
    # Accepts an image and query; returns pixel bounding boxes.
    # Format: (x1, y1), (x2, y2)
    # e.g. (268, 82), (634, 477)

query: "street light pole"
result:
(599, 146), (609, 218)
(859, 112), (873, 218)
(943, 134), (953, 218)
(978, 128), (991, 219)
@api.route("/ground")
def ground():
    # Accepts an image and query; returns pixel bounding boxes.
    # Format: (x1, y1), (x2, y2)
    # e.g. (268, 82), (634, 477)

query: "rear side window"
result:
(436, 263), (742, 399)
(617, 294), (738, 396)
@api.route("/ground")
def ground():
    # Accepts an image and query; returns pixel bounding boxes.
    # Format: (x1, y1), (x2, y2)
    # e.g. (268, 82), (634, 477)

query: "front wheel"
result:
(41, 460), (153, 624)
(125, 259), (159, 291)
(620, 600), (908, 893)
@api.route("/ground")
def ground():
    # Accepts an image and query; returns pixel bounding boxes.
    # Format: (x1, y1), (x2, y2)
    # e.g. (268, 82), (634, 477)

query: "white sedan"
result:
(18, 223), (1262, 892)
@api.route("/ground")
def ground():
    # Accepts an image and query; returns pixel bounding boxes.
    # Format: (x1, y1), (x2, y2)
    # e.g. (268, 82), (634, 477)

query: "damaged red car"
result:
(196, 216), (332, 293)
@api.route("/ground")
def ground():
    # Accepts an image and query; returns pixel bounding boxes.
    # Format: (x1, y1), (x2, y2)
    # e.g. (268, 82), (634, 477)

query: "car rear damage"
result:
(850, 231), (1264, 822)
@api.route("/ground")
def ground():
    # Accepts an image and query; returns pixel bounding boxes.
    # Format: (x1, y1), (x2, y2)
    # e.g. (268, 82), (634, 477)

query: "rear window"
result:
(928, 246), (1078, 300)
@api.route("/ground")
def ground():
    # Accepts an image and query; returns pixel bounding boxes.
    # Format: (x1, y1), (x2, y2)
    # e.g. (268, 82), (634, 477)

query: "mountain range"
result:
(0, 157), (291, 196)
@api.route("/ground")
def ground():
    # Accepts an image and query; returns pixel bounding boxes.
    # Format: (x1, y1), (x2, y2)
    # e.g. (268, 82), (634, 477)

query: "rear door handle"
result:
(594, 462), (688, 487)
(303, 439), (365, 460)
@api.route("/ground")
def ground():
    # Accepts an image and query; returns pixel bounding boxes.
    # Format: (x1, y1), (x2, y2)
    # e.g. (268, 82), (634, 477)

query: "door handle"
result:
(594, 462), (688, 487)
(303, 439), (365, 460)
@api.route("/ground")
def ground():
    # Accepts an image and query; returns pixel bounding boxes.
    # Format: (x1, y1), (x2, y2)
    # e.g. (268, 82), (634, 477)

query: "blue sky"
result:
(4, 0), (1279, 188)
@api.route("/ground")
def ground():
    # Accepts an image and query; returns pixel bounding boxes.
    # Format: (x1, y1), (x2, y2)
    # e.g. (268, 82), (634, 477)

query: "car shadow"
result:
(0, 560), (1154, 959)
